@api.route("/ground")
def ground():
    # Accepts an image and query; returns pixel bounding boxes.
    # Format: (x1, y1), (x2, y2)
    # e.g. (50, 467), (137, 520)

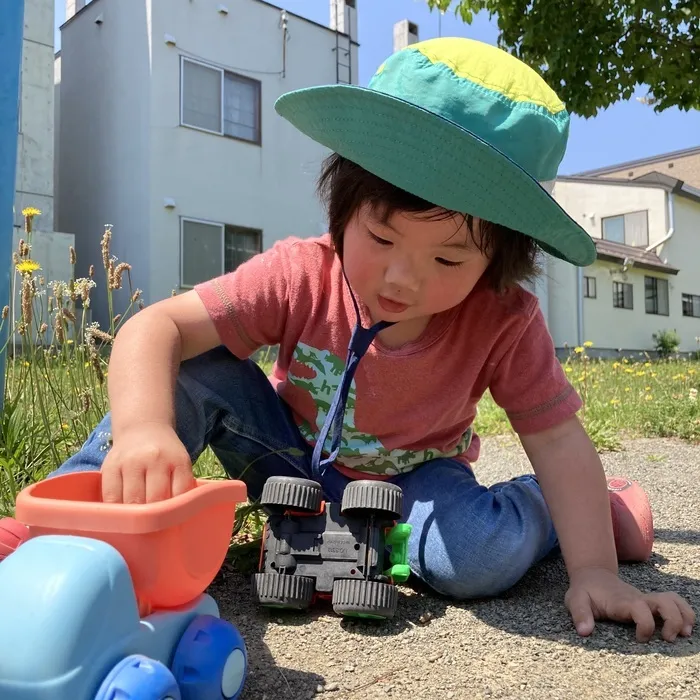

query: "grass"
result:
(3, 211), (700, 548)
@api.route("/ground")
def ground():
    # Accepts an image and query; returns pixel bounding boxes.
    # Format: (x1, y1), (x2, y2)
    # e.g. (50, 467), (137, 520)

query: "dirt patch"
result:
(210, 436), (700, 699)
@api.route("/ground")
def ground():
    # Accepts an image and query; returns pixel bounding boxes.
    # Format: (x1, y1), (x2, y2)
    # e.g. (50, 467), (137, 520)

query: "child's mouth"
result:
(377, 295), (409, 314)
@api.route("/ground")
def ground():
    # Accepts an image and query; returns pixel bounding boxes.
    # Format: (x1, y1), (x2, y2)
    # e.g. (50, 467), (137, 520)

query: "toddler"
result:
(0, 37), (693, 642)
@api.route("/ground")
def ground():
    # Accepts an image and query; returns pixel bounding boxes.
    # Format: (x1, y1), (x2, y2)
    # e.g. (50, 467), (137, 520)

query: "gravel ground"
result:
(210, 436), (700, 699)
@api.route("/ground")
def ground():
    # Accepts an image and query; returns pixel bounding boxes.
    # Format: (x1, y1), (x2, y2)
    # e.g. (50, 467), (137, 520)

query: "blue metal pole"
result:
(0, 0), (25, 410)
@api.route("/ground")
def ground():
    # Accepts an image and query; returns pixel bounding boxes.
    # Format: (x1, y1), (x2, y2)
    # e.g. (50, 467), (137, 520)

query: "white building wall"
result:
(57, 0), (153, 321)
(654, 196), (700, 351)
(15, 0), (55, 236)
(547, 181), (700, 353)
(554, 180), (667, 245)
(147, 0), (353, 301)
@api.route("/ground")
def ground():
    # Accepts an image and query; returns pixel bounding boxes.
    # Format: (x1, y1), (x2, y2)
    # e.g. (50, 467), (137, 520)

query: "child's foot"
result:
(608, 477), (654, 562)
(0, 518), (29, 562)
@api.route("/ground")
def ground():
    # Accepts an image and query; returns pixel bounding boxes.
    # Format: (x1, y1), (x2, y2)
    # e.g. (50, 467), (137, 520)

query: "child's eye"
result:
(436, 258), (465, 267)
(368, 231), (392, 246)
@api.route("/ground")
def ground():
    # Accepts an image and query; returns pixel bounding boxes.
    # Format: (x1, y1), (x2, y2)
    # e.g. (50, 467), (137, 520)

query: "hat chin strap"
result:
(310, 268), (395, 480)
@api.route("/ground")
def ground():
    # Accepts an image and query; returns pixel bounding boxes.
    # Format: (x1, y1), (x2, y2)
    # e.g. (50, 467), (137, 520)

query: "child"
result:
(0, 37), (693, 642)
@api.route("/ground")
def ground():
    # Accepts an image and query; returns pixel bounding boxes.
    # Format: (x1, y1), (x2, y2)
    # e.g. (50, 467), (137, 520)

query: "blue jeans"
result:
(52, 347), (558, 599)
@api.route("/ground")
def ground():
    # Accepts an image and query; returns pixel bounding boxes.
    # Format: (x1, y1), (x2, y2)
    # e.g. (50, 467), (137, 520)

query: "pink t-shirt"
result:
(195, 234), (581, 479)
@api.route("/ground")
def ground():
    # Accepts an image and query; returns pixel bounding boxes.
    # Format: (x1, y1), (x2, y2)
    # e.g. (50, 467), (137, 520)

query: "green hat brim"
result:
(275, 85), (596, 267)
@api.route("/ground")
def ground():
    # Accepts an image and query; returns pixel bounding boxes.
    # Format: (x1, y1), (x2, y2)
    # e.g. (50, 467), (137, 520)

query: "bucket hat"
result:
(275, 37), (595, 267)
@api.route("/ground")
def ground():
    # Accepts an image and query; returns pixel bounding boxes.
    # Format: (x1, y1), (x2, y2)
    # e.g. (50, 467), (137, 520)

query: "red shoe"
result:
(0, 518), (29, 562)
(608, 477), (654, 562)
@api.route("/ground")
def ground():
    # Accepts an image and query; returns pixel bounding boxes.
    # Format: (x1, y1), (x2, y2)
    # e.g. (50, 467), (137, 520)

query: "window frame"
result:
(644, 275), (670, 316)
(601, 210), (649, 247)
(180, 216), (262, 289)
(179, 56), (262, 146)
(583, 275), (597, 299)
(682, 293), (700, 318)
(612, 281), (634, 310)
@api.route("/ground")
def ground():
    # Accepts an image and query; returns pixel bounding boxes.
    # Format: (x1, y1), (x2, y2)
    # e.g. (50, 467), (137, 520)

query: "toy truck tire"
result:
(260, 476), (322, 514)
(252, 572), (314, 610)
(331, 579), (398, 619)
(94, 654), (181, 700)
(171, 615), (247, 700)
(340, 481), (403, 520)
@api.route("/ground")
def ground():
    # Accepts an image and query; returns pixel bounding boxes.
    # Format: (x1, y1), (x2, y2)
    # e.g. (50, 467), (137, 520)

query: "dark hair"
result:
(317, 153), (541, 293)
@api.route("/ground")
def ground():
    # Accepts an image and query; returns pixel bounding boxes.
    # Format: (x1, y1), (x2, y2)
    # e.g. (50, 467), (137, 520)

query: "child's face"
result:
(343, 204), (491, 325)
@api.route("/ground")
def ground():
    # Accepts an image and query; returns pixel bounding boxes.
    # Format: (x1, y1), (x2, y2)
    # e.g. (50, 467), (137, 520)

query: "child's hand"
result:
(565, 566), (695, 642)
(101, 423), (196, 504)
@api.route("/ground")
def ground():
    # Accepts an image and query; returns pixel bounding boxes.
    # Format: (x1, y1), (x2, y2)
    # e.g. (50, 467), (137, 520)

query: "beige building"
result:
(578, 146), (700, 190)
(55, 0), (359, 328)
(537, 157), (700, 355)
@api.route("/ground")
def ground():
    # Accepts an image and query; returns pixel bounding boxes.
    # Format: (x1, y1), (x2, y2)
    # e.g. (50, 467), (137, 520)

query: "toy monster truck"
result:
(251, 476), (412, 619)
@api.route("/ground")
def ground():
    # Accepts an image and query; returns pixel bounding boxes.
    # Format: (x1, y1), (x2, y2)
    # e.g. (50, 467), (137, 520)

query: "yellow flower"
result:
(610, 398), (621, 405)
(644, 362), (651, 367)
(636, 371), (645, 377)
(645, 394), (653, 401)
(583, 341), (593, 348)
(651, 372), (657, 378)
(645, 386), (651, 391)
(574, 346), (584, 354)
(689, 369), (697, 375)
(625, 387), (631, 392)
(612, 362), (621, 369)
(21, 207), (41, 218)
(15, 259), (41, 274)
(565, 366), (572, 373)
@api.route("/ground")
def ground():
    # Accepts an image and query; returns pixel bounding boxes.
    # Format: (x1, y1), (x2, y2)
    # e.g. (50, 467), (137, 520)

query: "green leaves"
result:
(426, 0), (700, 117)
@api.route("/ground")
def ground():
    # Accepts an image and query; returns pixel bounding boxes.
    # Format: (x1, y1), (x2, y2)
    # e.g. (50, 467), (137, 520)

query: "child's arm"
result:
(101, 290), (223, 504)
(520, 415), (695, 642)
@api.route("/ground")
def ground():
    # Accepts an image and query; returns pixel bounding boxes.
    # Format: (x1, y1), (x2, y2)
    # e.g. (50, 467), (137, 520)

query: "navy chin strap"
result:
(310, 272), (394, 481)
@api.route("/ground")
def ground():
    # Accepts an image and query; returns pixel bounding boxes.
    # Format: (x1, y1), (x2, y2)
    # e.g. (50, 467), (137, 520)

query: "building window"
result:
(180, 57), (261, 144)
(682, 293), (700, 318)
(602, 210), (649, 247)
(180, 218), (262, 287)
(645, 276), (669, 316)
(613, 281), (633, 310)
(583, 276), (596, 298)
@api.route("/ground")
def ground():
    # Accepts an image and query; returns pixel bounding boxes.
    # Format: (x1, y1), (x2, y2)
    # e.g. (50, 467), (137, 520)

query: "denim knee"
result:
(416, 527), (543, 600)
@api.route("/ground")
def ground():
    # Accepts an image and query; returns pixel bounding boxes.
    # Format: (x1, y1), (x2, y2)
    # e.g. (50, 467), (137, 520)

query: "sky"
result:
(54, 0), (700, 175)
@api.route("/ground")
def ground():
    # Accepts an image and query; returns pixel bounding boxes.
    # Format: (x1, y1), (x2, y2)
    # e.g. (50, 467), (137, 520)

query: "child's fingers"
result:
(565, 587), (595, 636)
(171, 460), (196, 497)
(146, 467), (172, 503)
(101, 459), (124, 504)
(625, 599), (656, 642)
(121, 463), (148, 505)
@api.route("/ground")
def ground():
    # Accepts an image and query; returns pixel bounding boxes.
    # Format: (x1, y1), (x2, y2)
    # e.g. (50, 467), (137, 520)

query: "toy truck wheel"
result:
(260, 476), (322, 514)
(340, 481), (403, 520)
(332, 579), (398, 620)
(252, 572), (314, 610)
(172, 614), (248, 700)
(94, 654), (181, 700)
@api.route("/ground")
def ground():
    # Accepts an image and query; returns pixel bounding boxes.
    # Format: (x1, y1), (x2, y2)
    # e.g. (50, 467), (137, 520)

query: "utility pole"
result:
(0, 0), (25, 409)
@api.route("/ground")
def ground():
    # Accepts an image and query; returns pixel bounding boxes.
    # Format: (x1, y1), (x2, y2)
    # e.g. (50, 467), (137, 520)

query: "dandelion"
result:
(613, 362), (621, 369)
(625, 387), (631, 392)
(644, 362), (651, 367)
(565, 366), (572, 374)
(636, 371), (646, 377)
(21, 207), (41, 218)
(645, 386), (651, 391)
(15, 259), (40, 275)
(610, 398), (621, 405)
(645, 394), (653, 401)
(583, 341), (593, 348)
(574, 346), (584, 354)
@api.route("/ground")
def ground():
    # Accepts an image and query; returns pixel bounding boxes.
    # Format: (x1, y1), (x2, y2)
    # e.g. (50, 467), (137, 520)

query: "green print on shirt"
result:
(288, 342), (472, 476)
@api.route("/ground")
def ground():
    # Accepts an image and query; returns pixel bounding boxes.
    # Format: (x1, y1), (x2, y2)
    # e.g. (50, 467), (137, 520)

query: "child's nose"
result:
(384, 258), (420, 293)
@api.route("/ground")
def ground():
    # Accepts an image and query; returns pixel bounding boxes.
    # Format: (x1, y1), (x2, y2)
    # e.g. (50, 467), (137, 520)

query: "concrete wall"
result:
(148, 0), (349, 301)
(56, 0), (153, 323)
(56, 0), (355, 323)
(15, 0), (55, 236)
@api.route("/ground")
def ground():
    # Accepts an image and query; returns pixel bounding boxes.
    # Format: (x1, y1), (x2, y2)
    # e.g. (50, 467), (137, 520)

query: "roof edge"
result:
(574, 145), (700, 177)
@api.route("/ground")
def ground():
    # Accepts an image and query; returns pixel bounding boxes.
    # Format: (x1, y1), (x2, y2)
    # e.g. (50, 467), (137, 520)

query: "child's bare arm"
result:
(520, 416), (694, 642)
(101, 290), (223, 504)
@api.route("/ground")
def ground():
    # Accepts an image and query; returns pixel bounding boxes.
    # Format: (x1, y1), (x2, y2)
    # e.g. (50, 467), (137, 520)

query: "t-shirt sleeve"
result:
(194, 240), (292, 359)
(489, 300), (582, 434)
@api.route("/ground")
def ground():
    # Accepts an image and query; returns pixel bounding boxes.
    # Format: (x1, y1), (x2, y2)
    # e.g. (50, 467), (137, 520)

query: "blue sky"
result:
(54, 0), (700, 175)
